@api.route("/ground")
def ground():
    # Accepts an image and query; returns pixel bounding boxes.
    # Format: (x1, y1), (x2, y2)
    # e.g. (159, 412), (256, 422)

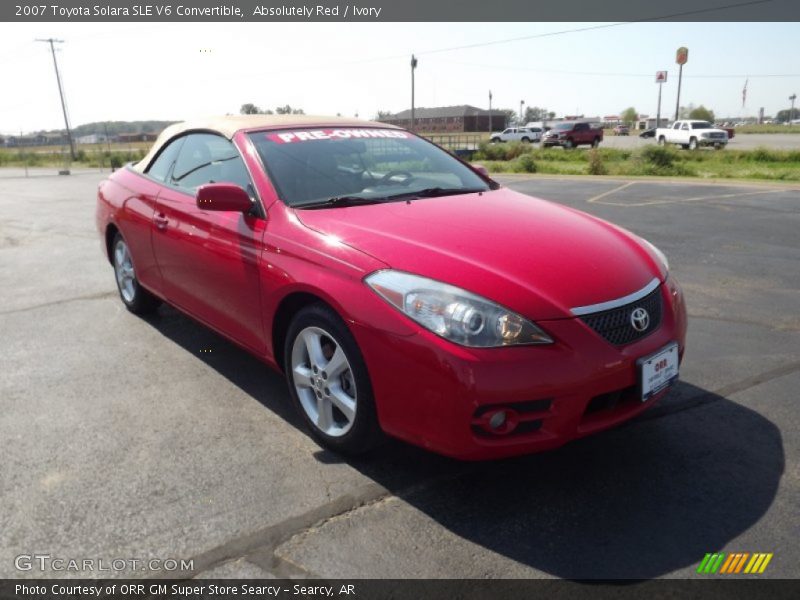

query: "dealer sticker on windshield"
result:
(638, 342), (679, 402)
(266, 129), (410, 144)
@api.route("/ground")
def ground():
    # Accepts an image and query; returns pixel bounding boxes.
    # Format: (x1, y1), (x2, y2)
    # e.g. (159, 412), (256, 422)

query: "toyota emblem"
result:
(630, 307), (650, 332)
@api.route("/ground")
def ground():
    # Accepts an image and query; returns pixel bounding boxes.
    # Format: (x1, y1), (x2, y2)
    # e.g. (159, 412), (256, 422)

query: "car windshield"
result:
(248, 128), (492, 208)
(691, 122), (714, 129)
(553, 123), (573, 131)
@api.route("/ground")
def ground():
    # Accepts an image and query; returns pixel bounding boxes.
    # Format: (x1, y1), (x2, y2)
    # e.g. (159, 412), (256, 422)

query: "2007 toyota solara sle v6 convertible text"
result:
(96, 115), (687, 460)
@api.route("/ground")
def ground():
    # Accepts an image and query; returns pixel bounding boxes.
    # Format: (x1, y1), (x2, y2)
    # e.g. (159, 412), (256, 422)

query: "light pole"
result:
(790, 93), (797, 123)
(520, 100), (525, 126)
(410, 54), (418, 132)
(488, 90), (493, 133)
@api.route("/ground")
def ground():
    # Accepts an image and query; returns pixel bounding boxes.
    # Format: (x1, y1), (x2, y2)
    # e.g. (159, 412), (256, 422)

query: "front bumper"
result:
(699, 138), (728, 146)
(352, 277), (687, 460)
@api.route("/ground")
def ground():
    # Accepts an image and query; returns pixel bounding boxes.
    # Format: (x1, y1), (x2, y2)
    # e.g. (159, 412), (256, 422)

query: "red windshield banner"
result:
(266, 129), (411, 143)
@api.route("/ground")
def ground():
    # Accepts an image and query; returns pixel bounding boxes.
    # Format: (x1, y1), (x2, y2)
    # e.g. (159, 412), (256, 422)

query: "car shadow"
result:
(146, 305), (784, 580)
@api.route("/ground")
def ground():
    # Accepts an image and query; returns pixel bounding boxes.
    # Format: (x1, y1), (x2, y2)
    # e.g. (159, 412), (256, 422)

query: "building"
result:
(117, 132), (158, 143)
(378, 105), (508, 132)
(76, 134), (108, 145)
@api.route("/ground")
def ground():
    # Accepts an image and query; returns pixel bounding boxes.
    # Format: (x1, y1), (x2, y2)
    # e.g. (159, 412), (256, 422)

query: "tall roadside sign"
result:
(674, 47), (689, 121)
(655, 71), (668, 128)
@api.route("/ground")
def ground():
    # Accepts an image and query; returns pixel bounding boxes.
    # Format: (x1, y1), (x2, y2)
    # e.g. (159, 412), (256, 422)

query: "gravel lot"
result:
(1, 170), (797, 580)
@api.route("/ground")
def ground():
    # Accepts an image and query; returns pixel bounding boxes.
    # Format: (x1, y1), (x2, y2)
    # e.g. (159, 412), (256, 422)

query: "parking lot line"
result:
(586, 181), (636, 204)
(589, 186), (790, 207)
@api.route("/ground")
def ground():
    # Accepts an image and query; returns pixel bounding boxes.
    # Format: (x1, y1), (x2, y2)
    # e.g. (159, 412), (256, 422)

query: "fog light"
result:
(489, 410), (507, 430)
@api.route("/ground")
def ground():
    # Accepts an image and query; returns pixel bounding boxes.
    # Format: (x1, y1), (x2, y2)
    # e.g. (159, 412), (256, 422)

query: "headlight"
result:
(641, 238), (669, 271)
(365, 270), (553, 348)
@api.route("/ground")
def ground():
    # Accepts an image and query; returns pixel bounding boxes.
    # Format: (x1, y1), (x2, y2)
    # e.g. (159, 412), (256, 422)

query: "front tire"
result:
(521, 137), (531, 143)
(112, 232), (160, 314)
(591, 137), (600, 148)
(284, 303), (382, 455)
(658, 136), (667, 146)
(564, 139), (575, 149)
(689, 137), (698, 150)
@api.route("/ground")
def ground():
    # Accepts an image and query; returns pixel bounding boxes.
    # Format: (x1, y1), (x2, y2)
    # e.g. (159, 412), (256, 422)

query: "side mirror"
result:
(196, 183), (253, 212)
(471, 164), (490, 177)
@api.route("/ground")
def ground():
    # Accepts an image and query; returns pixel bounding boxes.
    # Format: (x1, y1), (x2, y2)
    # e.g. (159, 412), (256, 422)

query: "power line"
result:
(430, 59), (800, 79)
(414, 0), (776, 56)
(35, 38), (76, 160)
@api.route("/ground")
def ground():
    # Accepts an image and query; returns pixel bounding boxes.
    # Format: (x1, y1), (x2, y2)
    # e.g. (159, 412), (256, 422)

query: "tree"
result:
(620, 107), (638, 126)
(523, 106), (549, 123)
(689, 105), (715, 122)
(375, 110), (393, 120)
(776, 108), (799, 122)
(275, 105), (305, 115)
(240, 103), (262, 115)
(501, 109), (518, 126)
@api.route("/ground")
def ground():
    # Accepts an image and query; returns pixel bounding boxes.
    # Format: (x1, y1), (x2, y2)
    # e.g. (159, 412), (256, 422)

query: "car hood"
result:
(294, 188), (664, 320)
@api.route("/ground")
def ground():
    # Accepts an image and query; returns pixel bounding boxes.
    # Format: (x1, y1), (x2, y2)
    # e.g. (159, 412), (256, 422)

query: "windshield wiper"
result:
(296, 195), (386, 209)
(386, 187), (486, 201)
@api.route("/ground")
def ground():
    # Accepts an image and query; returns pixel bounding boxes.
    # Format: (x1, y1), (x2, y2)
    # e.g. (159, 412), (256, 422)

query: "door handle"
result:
(154, 213), (168, 230)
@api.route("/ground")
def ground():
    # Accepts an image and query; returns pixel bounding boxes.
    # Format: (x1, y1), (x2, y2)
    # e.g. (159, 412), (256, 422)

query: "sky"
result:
(1, 21), (799, 134)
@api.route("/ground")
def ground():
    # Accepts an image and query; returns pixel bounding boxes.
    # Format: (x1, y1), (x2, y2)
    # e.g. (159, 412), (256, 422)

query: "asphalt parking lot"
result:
(1, 170), (798, 580)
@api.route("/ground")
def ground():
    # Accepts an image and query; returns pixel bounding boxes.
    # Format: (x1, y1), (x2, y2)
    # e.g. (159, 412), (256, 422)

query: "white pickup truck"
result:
(655, 120), (729, 150)
(490, 126), (543, 143)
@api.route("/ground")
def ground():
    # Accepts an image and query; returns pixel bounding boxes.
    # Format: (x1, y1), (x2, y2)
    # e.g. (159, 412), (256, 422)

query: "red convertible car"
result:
(96, 115), (687, 460)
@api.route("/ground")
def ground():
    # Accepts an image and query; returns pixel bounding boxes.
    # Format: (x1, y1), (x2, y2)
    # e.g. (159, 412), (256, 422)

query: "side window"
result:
(171, 133), (253, 194)
(681, 123), (690, 131)
(146, 137), (185, 182)
(673, 122), (682, 130)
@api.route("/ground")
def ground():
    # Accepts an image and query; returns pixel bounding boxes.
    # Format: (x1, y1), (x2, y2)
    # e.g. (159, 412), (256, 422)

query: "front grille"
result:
(709, 132), (726, 139)
(580, 286), (662, 346)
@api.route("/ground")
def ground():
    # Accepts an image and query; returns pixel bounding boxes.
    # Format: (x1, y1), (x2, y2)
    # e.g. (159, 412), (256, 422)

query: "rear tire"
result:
(490, 137), (501, 143)
(521, 137), (530, 143)
(284, 303), (382, 456)
(111, 232), (160, 315)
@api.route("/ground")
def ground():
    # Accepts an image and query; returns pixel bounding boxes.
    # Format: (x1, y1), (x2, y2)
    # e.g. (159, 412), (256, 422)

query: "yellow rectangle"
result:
(744, 554), (760, 573)
(758, 553), (773, 573)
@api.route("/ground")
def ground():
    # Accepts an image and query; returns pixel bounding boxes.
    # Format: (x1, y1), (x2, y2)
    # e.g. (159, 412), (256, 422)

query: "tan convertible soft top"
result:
(132, 115), (401, 173)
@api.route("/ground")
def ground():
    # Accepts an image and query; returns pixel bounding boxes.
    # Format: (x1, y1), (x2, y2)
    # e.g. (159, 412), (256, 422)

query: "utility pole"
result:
(36, 38), (75, 161)
(520, 100), (525, 125)
(488, 90), (493, 133)
(790, 94), (797, 123)
(410, 54), (418, 132)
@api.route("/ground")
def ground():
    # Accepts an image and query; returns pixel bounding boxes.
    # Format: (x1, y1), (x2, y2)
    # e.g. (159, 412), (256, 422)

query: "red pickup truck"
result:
(542, 122), (603, 149)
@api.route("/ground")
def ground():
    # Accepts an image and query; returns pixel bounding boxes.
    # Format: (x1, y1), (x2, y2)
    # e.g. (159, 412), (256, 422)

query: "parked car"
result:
(97, 115), (686, 460)
(542, 122), (603, 148)
(613, 125), (630, 136)
(490, 127), (542, 143)
(639, 128), (656, 139)
(655, 120), (728, 150)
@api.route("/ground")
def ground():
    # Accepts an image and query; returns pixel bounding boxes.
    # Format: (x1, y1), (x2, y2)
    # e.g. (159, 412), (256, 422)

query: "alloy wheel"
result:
(114, 239), (136, 303)
(290, 326), (357, 437)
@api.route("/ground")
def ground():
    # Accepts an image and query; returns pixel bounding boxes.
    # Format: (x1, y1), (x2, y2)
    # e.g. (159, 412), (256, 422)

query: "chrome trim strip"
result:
(570, 277), (661, 316)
